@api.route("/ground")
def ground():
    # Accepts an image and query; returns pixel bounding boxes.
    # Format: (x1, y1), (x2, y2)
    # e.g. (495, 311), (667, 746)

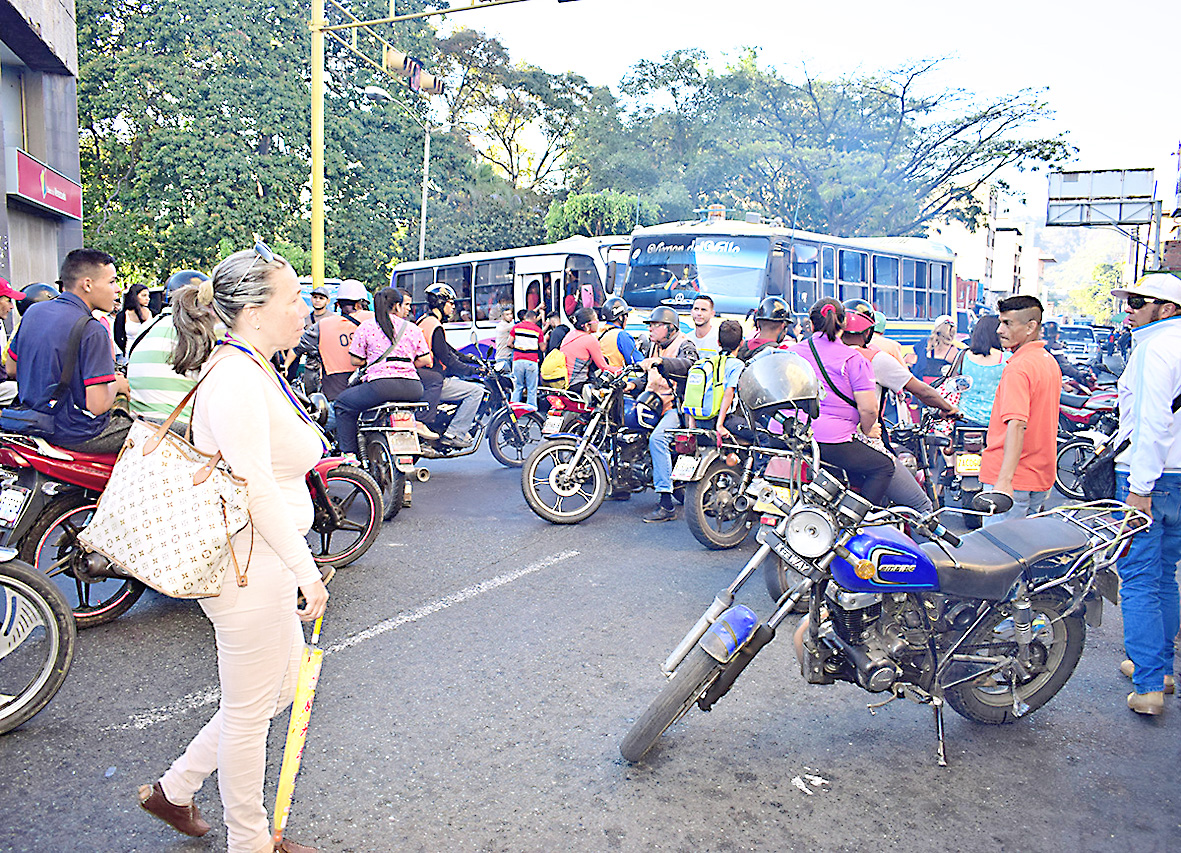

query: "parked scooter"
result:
(621, 353), (1144, 765)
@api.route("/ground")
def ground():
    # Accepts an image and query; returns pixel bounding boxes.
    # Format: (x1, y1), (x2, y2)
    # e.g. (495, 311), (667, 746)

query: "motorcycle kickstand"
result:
(932, 697), (948, 768)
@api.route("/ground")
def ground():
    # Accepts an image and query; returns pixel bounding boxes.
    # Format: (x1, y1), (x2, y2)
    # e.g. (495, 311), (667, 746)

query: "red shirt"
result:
(509, 321), (542, 363)
(980, 340), (1062, 492)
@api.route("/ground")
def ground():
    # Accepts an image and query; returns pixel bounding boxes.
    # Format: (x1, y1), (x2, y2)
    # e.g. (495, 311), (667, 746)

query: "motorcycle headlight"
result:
(785, 504), (836, 559)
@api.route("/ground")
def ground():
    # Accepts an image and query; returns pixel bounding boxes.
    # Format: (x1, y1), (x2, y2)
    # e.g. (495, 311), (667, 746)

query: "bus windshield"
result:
(624, 235), (770, 309)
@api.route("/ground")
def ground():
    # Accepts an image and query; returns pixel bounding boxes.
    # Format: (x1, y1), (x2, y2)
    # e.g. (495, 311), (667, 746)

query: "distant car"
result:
(1057, 324), (1098, 364)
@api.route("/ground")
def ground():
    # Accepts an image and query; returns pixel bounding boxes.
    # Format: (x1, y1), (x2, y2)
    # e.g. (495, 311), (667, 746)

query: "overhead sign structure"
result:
(1046, 168), (1156, 227)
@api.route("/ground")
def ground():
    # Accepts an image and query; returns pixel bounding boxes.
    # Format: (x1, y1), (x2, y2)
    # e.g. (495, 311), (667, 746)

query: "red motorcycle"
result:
(0, 432), (381, 628)
(1059, 385), (1117, 436)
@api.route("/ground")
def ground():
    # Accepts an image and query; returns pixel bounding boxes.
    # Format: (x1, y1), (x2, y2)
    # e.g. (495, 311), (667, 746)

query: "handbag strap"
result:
(807, 336), (858, 408)
(143, 358), (236, 484)
(49, 316), (96, 407)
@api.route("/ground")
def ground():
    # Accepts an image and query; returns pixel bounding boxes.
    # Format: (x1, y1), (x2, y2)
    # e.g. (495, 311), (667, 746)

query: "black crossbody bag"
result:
(1078, 390), (1181, 501)
(0, 316), (94, 438)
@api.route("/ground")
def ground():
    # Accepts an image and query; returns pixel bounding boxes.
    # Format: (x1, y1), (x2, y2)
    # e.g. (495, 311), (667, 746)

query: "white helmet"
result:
(336, 279), (369, 303)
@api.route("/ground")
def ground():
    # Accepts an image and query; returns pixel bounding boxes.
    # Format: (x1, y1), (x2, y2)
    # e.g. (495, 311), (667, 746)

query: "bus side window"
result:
(768, 247), (789, 298)
(563, 255), (604, 318)
(436, 264), (473, 323)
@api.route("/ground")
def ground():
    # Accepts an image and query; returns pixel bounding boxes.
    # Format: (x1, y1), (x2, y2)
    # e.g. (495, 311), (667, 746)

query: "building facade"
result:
(0, 0), (82, 289)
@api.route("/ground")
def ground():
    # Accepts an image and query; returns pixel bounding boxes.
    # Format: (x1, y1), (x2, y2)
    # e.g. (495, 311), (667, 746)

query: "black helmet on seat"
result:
(754, 296), (791, 323)
(737, 349), (820, 414)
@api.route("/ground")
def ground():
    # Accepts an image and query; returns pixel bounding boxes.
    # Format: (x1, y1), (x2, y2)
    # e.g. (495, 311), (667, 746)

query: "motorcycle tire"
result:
(19, 495), (146, 629)
(943, 592), (1085, 725)
(763, 555), (812, 614)
(488, 408), (546, 468)
(0, 558), (76, 735)
(521, 438), (608, 524)
(366, 436), (405, 522)
(685, 459), (754, 550)
(620, 647), (723, 763)
(1054, 439), (1096, 501)
(307, 465), (382, 569)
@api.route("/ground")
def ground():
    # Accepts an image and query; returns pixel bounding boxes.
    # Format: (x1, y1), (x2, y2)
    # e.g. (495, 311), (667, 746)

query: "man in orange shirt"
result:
(979, 295), (1062, 524)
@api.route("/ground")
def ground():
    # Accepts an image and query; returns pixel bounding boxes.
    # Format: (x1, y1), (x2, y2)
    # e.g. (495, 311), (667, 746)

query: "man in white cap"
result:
(0, 276), (25, 405)
(1109, 270), (1181, 716)
(295, 279), (372, 400)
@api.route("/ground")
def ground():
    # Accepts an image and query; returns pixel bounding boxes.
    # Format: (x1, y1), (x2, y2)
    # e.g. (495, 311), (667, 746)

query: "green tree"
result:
(543, 191), (658, 241)
(1065, 262), (1121, 323)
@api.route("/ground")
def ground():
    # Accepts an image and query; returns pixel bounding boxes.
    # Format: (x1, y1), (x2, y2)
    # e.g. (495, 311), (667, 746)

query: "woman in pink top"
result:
(334, 287), (433, 454)
(789, 298), (894, 504)
(140, 245), (327, 853)
(559, 306), (617, 389)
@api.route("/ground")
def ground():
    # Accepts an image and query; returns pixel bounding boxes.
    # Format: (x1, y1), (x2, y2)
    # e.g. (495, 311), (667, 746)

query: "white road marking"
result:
(109, 550), (580, 731)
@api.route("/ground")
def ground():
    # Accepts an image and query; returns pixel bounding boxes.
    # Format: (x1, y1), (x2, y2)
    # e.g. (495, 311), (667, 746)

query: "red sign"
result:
(6, 149), (83, 220)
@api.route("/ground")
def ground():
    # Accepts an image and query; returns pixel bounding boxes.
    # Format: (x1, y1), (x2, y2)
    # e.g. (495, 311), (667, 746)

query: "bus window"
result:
(563, 255), (605, 318)
(791, 244), (818, 313)
(929, 263), (948, 317)
(436, 264), (473, 323)
(821, 246), (836, 298)
(872, 256), (899, 318)
(475, 259), (514, 323)
(396, 268), (434, 320)
(768, 247), (789, 298)
(838, 249), (868, 303)
(903, 259), (929, 320)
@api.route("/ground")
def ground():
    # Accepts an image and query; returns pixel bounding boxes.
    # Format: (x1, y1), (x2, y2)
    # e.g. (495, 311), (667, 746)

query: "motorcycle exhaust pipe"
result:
(414, 467), (431, 483)
(78, 552), (129, 581)
(734, 494), (751, 512)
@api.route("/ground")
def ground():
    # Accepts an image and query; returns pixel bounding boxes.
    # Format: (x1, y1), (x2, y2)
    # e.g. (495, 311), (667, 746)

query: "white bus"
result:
(390, 236), (631, 352)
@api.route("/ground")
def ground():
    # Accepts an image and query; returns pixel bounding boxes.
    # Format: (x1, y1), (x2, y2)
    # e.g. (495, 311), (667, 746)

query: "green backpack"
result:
(681, 353), (729, 419)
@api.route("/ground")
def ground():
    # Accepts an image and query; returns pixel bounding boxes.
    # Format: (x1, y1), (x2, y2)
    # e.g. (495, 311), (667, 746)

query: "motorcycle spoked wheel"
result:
(365, 437), (405, 522)
(1054, 439), (1096, 501)
(0, 558), (77, 735)
(521, 438), (608, 524)
(685, 458), (754, 550)
(488, 409), (546, 468)
(307, 465), (383, 569)
(620, 647), (723, 763)
(19, 495), (146, 629)
(943, 592), (1085, 724)
(762, 552), (812, 614)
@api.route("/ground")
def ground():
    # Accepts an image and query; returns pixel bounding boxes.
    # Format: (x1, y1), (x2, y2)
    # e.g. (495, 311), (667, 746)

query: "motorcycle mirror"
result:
(470, 330), (478, 345)
(972, 491), (1014, 515)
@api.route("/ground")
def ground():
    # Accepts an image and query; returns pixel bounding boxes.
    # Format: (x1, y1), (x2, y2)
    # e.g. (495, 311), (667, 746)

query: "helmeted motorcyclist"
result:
(596, 296), (642, 368)
(738, 296), (794, 360)
(294, 278), (374, 400)
(418, 283), (484, 447)
(636, 306), (699, 522)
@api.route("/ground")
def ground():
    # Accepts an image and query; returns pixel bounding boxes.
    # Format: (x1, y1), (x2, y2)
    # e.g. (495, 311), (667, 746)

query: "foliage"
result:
(1063, 262), (1121, 323)
(544, 192), (659, 241)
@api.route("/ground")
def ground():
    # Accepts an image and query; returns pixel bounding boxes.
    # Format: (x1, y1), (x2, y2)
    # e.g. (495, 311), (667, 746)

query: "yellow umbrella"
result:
(272, 616), (324, 847)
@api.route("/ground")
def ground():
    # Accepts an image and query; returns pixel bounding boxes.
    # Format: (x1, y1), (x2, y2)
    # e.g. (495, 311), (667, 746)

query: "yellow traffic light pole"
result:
(308, 0), (540, 292)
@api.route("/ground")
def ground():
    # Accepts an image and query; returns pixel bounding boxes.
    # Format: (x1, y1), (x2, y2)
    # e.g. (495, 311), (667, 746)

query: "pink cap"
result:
(0, 277), (26, 301)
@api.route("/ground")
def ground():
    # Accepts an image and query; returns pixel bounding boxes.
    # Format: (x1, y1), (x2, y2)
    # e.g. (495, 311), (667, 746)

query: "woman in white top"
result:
(114, 282), (155, 354)
(137, 245), (327, 853)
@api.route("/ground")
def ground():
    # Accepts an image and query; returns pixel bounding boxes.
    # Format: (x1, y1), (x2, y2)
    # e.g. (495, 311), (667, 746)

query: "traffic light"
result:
(382, 45), (411, 75)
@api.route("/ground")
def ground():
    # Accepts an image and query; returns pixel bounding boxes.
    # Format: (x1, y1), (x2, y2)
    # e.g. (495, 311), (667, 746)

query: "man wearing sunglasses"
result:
(1108, 270), (1181, 716)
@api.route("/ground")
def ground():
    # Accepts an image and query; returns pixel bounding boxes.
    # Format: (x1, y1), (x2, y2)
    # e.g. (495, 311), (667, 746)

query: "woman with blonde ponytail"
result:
(138, 245), (327, 853)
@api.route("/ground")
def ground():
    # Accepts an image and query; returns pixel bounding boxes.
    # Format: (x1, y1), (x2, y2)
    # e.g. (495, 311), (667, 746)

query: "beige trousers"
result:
(160, 543), (304, 853)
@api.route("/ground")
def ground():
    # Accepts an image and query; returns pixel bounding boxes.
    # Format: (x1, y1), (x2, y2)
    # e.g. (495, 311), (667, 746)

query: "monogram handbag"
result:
(78, 368), (251, 599)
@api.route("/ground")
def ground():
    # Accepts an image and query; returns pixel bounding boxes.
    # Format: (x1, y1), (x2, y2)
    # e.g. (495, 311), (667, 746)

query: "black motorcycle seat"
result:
(921, 517), (1089, 600)
(1060, 391), (1090, 408)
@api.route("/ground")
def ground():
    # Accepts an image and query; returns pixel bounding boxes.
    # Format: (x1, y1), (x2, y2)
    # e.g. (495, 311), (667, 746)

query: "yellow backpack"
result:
(539, 348), (568, 388)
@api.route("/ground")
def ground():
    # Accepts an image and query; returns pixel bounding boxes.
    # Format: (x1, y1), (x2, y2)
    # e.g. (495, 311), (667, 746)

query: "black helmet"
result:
(644, 305), (680, 327)
(573, 306), (598, 330)
(737, 349), (820, 414)
(425, 283), (457, 311)
(601, 296), (630, 324)
(1043, 320), (1059, 334)
(21, 282), (59, 304)
(165, 270), (209, 302)
(754, 296), (790, 323)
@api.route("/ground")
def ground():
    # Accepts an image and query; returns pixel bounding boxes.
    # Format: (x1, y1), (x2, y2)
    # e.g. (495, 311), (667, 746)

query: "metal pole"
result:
(418, 129), (430, 261)
(311, 0), (326, 291)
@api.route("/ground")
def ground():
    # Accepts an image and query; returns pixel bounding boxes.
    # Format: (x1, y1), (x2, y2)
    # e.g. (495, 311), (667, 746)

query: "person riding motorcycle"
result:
(418, 283), (484, 447)
(636, 306), (699, 522)
(294, 278), (373, 401)
(596, 296), (642, 368)
(560, 306), (616, 391)
(738, 296), (794, 360)
(1042, 321), (1095, 387)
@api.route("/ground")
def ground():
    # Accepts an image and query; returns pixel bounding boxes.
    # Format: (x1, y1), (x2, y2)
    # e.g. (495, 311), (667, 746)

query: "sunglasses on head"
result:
(231, 242), (275, 291)
(1125, 295), (1160, 310)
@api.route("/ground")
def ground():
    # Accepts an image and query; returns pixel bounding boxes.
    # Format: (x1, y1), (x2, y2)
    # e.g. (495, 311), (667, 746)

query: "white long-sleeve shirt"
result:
(1114, 315), (1181, 495)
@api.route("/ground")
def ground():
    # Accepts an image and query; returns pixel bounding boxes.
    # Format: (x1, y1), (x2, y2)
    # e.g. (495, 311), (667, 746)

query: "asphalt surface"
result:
(1, 450), (1178, 853)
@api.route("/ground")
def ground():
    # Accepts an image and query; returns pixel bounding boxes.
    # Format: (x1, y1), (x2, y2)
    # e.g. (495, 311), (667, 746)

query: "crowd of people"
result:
(0, 247), (1177, 850)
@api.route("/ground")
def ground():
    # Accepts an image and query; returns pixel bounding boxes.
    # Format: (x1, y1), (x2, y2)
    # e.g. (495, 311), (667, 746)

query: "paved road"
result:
(1, 451), (1178, 852)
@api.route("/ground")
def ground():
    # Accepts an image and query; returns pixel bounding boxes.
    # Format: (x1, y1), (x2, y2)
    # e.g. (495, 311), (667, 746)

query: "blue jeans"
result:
(1116, 471), (1181, 694)
(979, 483), (1049, 527)
(511, 359), (538, 409)
(649, 408), (682, 494)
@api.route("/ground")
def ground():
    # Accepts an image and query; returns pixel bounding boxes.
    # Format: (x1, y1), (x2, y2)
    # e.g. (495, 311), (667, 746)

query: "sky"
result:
(439, 0), (1180, 218)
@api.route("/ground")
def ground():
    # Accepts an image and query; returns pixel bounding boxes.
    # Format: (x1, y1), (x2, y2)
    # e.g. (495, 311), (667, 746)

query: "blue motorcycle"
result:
(622, 397), (1145, 766)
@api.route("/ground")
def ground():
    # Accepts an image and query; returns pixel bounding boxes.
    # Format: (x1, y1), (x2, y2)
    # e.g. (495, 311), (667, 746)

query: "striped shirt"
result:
(126, 311), (197, 425)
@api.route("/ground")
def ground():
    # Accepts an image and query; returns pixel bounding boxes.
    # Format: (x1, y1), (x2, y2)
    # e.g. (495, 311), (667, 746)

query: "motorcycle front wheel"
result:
(943, 593), (1085, 724)
(0, 558), (76, 734)
(620, 648), (723, 763)
(685, 458), (754, 550)
(1055, 439), (1096, 501)
(521, 438), (608, 524)
(488, 408), (546, 468)
(366, 436), (405, 522)
(307, 465), (382, 569)
(19, 495), (146, 629)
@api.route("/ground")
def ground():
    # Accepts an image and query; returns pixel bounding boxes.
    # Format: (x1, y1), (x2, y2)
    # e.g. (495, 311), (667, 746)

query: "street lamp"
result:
(361, 85), (432, 262)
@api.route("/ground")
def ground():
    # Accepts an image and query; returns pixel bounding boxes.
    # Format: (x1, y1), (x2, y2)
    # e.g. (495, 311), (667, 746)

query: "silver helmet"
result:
(737, 349), (821, 414)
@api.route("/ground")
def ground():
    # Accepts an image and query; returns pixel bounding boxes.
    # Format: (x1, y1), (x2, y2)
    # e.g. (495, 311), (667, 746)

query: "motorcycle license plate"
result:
(543, 414), (563, 435)
(955, 453), (982, 476)
(672, 454), (699, 481)
(389, 431), (421, 454)
(0, 486), (30, 527)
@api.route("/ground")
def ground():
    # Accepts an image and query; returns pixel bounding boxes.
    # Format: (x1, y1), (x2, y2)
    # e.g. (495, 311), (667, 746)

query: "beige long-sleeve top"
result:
(192, 347), (323, 588)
